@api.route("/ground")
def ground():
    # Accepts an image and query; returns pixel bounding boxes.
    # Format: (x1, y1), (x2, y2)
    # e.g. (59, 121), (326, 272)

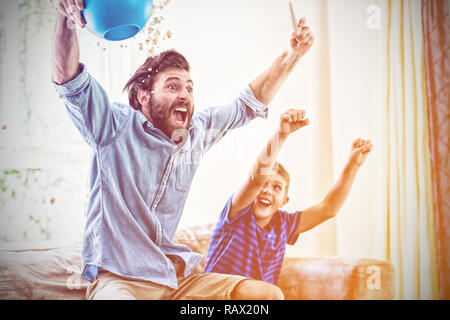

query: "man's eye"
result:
(275, 185), (282, 191)
(168, 85), (177, 90)
(187, 88), (193, 93)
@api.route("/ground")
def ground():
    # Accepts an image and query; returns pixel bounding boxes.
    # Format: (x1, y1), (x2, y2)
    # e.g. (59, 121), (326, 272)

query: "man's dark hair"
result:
(123, 49), (190, 110)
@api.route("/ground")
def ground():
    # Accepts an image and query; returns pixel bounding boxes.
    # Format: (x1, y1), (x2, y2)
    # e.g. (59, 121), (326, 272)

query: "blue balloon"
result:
(82, 0), (154, 41)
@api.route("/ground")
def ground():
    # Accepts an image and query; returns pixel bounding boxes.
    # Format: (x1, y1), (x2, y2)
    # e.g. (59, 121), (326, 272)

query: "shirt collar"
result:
(250, 207), (281, 234)
(138, 111), (150, 126)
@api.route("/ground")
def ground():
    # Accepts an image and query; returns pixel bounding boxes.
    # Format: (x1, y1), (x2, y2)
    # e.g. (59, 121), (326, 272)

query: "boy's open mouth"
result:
(171, 106), (188, 126)
(257, 197), (272, 208)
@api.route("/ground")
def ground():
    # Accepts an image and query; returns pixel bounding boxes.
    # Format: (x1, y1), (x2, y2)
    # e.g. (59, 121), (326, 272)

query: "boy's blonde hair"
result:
(273, 162), (290, 196)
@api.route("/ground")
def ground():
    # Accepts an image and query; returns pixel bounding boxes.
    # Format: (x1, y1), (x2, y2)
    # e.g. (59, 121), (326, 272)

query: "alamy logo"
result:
(366, 5), (381, 30)
(366, 265), (381, 289)
(66, 264), (83, 290)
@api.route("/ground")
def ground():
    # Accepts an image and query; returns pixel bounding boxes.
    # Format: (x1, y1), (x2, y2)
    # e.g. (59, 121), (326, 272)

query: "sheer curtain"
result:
(374, 0), (439, 299)
(316, 0), (440, 299)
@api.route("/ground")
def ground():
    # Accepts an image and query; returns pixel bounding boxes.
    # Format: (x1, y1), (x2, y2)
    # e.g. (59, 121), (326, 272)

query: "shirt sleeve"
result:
(218, 194), (252, 227)
(284, 211), (302, 245)
(191, 84), (268, 153)
(53, 63), (130, 148)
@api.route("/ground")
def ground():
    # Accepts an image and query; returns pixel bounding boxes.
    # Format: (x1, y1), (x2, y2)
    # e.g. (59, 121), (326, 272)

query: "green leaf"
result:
(4, 169), (20, 175)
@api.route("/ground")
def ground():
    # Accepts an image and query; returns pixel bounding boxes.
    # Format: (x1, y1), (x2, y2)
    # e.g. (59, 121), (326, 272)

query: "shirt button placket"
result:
(150, 152), (177, 246)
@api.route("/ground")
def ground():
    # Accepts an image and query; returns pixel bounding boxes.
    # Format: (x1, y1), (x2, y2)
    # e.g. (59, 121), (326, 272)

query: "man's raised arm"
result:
(52, 0), (85, 85)
(249, 18), (314, 105)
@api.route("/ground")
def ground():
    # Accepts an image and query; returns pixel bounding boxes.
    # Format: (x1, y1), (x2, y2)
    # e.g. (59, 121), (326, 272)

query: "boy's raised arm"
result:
(228, 109), (310, 221)
(294, 139), (373, 235)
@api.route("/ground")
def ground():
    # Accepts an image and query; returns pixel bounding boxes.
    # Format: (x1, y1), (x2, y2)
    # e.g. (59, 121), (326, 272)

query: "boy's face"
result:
(252, 173), (289, 224)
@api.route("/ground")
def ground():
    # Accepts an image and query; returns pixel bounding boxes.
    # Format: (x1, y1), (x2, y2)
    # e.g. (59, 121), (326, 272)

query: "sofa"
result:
(0, 223), (395, 300)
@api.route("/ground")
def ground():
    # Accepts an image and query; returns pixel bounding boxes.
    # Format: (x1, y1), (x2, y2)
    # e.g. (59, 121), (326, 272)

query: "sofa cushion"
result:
(173, 222), (216, 272)
(0, 223), (216, 300)
(278, 256), (395, 300)
(0, 242), (88, 300)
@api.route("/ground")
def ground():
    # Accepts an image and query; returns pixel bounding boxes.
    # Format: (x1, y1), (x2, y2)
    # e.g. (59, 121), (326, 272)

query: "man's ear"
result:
(137, 90), (151, 107)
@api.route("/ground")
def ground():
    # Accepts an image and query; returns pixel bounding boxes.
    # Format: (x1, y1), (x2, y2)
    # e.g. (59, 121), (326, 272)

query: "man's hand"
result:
(289, 18), (314, 58)
(348, 138), (373, 167)
(279, 109), (310, 138)
(57, 0), (85, 28)
(52, 0), (84, 84)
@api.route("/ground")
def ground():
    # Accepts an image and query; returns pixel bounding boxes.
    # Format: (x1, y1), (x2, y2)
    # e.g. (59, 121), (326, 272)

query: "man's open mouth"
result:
(171, 106), (189, 126)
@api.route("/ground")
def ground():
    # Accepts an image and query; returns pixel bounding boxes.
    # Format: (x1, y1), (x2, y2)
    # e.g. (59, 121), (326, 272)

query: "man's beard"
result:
(149, 97), (193, 143)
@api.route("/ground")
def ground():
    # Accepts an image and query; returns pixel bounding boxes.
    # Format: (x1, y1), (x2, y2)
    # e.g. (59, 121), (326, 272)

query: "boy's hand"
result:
(289, 18), (314, 58)
(279, 109), (309, 138)
(348, 138), (373, 167)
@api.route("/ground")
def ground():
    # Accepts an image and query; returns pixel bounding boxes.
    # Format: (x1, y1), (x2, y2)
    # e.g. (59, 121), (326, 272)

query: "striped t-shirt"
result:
(204, 195), (302, 284)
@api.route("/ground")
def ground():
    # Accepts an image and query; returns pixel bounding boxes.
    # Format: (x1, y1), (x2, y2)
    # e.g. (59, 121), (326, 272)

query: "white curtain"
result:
(374, 0), (438, 300)
(325, 0), (438, 299)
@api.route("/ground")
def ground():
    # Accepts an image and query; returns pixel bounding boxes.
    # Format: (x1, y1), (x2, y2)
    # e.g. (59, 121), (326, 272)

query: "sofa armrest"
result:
(278, 257), (395, 300)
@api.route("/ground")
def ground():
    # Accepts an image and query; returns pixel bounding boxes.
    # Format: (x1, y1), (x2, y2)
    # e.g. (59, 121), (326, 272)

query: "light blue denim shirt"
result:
(53, 63), (268, 289)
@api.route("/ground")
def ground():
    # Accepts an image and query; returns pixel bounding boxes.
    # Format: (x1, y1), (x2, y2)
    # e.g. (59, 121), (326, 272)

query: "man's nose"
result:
(178, 87), (190, 101)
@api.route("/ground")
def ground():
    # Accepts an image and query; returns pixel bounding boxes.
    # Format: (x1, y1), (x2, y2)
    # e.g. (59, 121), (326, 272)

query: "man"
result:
(204, 109), (373, 285)
(52, 0), (314, 299)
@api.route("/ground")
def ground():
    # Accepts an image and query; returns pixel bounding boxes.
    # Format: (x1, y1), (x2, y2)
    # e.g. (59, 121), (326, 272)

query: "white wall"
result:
(327, 0), (380, 259)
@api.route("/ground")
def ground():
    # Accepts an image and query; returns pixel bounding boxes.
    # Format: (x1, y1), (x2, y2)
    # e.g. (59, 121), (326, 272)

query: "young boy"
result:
(204, 109), (373, 285)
